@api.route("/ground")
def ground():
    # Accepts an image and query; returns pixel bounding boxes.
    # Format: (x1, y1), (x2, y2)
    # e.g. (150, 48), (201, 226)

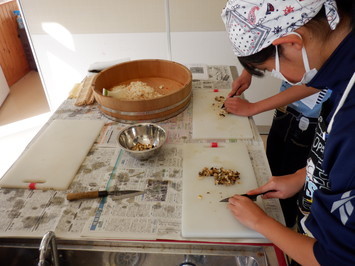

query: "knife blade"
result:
(66, 190), (144, 201)
(219, 190), (276, 202)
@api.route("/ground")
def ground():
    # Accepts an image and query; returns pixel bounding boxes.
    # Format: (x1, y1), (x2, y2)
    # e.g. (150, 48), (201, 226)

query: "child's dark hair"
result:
(239, 0), (355, 77)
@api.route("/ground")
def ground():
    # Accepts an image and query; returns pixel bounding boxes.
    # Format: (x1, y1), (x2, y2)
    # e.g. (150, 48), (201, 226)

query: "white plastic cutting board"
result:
(192, 89), (253, 139)
(182, 142), (264, 239)
(0, 120), (105, 190)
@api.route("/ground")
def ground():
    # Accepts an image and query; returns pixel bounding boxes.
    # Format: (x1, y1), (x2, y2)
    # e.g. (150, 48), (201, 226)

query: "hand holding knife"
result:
(221, 90), (239, 109)
(220, 190), (276, 202)
(222, 69), (252, 109)
(66, 190), (144, 201)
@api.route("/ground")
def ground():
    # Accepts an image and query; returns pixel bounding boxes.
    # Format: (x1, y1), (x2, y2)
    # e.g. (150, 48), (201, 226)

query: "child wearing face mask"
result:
(221, 0), (355, 265)
(224, 70), (331, 228)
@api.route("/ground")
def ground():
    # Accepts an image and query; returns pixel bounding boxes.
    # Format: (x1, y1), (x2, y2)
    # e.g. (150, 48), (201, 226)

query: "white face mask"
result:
(271, 32), (317, 85)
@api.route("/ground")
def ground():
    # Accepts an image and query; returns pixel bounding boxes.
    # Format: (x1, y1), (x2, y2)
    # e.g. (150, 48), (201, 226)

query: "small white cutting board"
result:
(182, 142), (265, 239)
(192, 89), (253, 139)
(0, 120), (104, 190)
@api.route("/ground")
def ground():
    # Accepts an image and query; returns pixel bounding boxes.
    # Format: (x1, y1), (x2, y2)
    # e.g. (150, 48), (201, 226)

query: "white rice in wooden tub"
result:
(106, 81), (163, 100)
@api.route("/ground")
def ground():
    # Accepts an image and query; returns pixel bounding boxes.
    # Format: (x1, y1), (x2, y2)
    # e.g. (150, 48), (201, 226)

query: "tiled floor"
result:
(0, 71), (51, 177)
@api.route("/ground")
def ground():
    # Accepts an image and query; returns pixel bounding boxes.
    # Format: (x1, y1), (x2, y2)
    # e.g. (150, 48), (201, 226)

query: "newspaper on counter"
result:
(0, 65), (283, 240)
(80, 144), (183, 240)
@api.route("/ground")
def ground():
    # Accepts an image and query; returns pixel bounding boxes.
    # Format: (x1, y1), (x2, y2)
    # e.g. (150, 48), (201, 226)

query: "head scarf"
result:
(221, 0), (340, 57)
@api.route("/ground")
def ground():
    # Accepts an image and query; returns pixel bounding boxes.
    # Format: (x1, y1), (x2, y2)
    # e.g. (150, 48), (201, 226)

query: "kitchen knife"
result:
(220, 190), (276, 202)
(66, 190), (144, 201)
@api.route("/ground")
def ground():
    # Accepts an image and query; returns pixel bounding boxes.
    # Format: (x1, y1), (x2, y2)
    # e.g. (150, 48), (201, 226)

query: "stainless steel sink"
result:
(0, 248), (264, 266)
(0, 238), (278, 266)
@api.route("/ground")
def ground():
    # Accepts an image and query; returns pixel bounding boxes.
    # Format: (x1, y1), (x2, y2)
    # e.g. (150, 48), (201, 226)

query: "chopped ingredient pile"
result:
(198, 167), (240, 185)
(130, 142), (155, 151)
(212, 96), (228, 117)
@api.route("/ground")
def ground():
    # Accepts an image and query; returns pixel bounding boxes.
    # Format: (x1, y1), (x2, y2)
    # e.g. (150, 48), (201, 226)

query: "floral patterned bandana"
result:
(221, 0), (339, 57)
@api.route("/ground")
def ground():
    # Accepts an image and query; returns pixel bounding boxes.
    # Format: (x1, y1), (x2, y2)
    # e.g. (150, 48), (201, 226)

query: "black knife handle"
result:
(240, 193), (258, 201)
(97, 191), (109, 197)
(241, 190), (277, 201)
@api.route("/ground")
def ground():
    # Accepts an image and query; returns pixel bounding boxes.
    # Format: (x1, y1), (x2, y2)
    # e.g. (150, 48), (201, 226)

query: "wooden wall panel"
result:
(0, 0), (29, 86)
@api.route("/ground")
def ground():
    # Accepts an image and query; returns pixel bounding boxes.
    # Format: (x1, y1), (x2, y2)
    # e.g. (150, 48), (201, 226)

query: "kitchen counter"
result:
(0, 65), (287, 265)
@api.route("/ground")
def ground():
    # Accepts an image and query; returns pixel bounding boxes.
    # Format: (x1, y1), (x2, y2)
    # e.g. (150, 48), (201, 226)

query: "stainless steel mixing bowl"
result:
(117, 123), (167, 161)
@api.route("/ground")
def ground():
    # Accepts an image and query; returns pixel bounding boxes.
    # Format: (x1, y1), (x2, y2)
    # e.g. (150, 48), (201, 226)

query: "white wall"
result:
(18, 0), (280, 127)
(0, 65), (10, 107)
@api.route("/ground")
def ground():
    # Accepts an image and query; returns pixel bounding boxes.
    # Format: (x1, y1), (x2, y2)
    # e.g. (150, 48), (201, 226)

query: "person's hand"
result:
(224, 97), (257, 116)
(229, 69), (252, 97)
(227, 195), (269, 230)
(226, 169), (306, 230)
(247, 168), (307, 200)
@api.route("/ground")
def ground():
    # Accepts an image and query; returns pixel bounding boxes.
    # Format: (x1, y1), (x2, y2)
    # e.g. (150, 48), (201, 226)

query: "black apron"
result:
(297, 100), (332, 235)
(297, 73), (355, 235)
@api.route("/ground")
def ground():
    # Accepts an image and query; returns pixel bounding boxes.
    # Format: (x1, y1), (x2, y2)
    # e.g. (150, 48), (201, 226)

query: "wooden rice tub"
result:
(92, 59), (192, 123)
